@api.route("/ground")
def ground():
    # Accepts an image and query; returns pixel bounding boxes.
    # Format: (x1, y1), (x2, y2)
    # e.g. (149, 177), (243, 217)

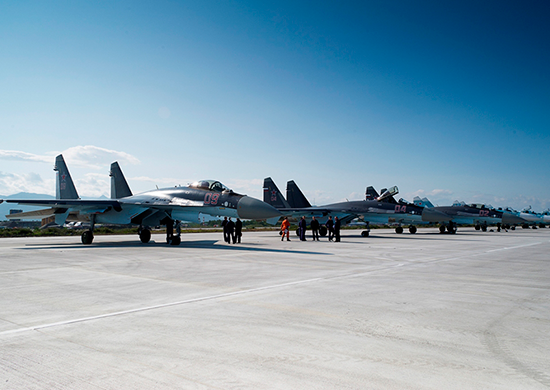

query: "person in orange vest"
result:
(280, 217), (291, 241)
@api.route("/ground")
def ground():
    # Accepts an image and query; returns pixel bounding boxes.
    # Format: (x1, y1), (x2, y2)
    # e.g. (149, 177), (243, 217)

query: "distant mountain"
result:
(0, 192), (109, 221)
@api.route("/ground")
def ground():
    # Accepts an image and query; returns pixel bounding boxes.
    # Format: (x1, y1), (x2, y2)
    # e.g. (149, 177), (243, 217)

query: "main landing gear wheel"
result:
(395, 226), (404, 234)
(439, 225), (446, 234)
(409, 226), (417, 234)
(81, 230), (94, 245)
(139, 229), (151, 243)
(169, 235), (181, 246)
(361, 231), (369, 237)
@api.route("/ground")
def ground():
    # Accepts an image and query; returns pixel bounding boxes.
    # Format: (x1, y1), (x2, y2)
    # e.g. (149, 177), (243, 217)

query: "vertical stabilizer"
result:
(414, 197), (434, 208)
(365, 186), (379, 200)
(286, 180), (312, 208)
(263, 178), (290, 209)
(110, 162), (133, 199)
(54, 154), (79, 200)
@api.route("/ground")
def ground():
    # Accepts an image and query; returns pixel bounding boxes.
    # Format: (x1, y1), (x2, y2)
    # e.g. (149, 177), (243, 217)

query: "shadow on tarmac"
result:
(17, 238), (332, 256)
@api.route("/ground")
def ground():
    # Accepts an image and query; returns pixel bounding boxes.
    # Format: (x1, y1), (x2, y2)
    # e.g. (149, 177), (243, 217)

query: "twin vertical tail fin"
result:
(414, 197), (434, 208)
(286, 180), (311, 208)
(365, 186), (379, 200)
(55, 154), (79, 200)
(110, 162), (132, 199)
(263, 177), (290, 209)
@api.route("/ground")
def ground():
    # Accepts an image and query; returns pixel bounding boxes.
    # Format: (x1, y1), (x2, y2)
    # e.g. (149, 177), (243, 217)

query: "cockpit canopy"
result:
(189, 180), (231, 192)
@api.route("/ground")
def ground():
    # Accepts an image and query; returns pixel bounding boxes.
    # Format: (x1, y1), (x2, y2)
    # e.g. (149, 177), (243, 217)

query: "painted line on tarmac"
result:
(486, 242), (541, 253)
(0, 277), (326, 336)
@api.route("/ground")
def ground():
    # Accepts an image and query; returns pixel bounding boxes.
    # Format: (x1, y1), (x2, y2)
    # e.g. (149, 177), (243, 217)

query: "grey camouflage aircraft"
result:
(263, 178), (451, 236)
(2, 155), (281, 245)
(411, 198), (525, 232)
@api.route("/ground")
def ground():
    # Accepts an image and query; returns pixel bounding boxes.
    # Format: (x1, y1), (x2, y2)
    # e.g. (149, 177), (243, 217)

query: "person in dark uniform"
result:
(221, 217), (229, 243)
(326, 216), (334, 241)
(334, 216), (341, 242)
(310, 216), (320, 241)
(235, 218), (242, 243)
(299, 216), (307, 241)
(227, 217), (235, 244)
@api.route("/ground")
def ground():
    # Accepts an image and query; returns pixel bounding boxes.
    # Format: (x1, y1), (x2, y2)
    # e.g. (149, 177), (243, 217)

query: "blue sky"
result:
(1, 1), (549, 211)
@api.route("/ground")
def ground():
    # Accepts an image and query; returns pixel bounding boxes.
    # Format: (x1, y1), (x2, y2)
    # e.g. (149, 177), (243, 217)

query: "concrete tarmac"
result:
(1, 227), (549, 389)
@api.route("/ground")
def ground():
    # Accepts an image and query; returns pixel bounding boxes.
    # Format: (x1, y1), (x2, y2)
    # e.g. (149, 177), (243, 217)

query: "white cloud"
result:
(0, 146), (140, 169)
(0, 150), (54, 164)
(62, 146), (140, 168)
(0, 171), (54, 196)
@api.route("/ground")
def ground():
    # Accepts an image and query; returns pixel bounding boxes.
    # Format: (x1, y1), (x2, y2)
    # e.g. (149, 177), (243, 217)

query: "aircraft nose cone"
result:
(421, 207), (452, 222)
(237, 196), (282, 220)
(502, 212), (526, 225)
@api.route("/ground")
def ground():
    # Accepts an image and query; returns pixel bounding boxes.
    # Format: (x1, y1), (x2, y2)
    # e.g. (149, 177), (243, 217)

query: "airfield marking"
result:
(485, 242), (541, 253)
(0, 238), (544, 337)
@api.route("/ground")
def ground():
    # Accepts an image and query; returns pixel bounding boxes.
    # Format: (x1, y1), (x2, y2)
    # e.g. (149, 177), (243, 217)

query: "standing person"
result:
(235, 218), (243, 243)
(326, 216), (334, 241)
(280, 217), (291, 241)
(310, 216), (320, 241)
(227, 217), (235, 244)
(334, 216), (341, 242)
(299, 216), (307, 241)
(221, 217), (229, 243)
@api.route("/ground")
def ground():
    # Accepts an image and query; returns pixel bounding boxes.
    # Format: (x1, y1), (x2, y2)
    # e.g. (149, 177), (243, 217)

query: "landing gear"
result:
(361, 230), (369, 237)
(439, 222), (456, 234)
(162, 217), (181, 245)
(395, 226), (403, 234)
(408, 225), (417, 234)
(81, 230), (94, 245)
(81, 214), (96, 244)
(139, 228), (151, 243)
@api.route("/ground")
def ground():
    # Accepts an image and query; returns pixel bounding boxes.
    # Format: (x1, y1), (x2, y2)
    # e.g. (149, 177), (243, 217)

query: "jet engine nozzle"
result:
(237, 196), (282, 220)
(421, 207), (452, 222)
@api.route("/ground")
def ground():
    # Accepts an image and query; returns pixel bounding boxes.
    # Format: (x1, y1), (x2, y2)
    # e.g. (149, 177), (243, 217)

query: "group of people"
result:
(281, 215), (341, 242)
(221, 217), (242, 244)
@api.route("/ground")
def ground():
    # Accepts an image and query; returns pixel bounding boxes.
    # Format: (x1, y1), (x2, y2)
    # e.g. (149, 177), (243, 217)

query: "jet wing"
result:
(5, 199), (122, 209)
(4, 199), (123, 218)
(5, 208), (57, 220)
(277, 207), (332, 217)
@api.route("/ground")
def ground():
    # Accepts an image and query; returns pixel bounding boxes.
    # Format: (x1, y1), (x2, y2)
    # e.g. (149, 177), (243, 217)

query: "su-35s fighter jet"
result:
(2, 155), (280, 245)
(263, 178), (450, 237)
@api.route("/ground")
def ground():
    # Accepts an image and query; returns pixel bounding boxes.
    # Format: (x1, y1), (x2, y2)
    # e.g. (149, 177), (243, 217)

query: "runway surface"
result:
(1, 227), (549, 389)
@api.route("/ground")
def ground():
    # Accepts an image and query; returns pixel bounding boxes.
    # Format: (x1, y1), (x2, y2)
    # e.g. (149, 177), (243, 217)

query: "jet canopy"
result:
(189, 180), (231, 192)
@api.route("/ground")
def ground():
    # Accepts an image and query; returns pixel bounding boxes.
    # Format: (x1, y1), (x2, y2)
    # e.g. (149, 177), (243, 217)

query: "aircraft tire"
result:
(475, 225), (481, 230)
(482, 226), (487, 232)
(170, 235), (181, 245)
(439, 225), (446, 233)
(361, 231), (369, 237)
(81, 230), (94, 245)
(395, 226), (403, 234)
(139, 229), (151, 244)
(409, 226), (417, 234)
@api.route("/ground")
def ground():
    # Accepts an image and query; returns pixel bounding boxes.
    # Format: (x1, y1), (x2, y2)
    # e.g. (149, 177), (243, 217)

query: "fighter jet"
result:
(263, 178), (450, 237)
(2, 155), (281, 245)
(413, 197), (525, 232)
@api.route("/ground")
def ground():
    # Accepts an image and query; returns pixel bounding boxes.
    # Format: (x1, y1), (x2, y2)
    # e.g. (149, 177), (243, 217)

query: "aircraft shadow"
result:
(18, 239), (331, 256)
